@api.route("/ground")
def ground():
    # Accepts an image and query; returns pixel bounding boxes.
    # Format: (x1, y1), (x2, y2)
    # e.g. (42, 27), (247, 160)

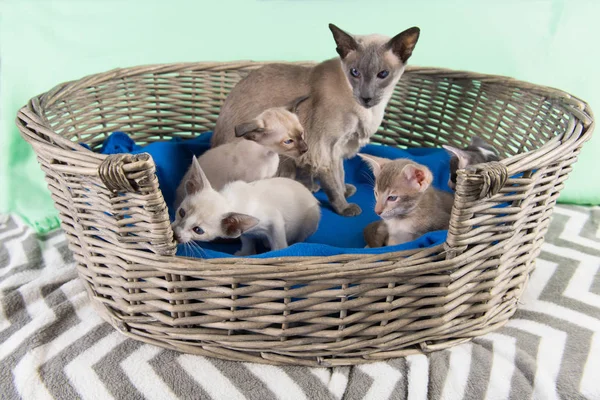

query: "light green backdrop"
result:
(1, 0), (598, 232)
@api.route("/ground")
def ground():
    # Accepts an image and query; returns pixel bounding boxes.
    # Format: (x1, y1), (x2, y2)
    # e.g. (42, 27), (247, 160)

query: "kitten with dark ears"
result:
(172, 157), (320, 256)
(359, 155), (454, 247)
(443, 136), (501, 190)
(211, 24), (420, 217)
(233, 95), (310, 158)
(174, 100), (309, 209)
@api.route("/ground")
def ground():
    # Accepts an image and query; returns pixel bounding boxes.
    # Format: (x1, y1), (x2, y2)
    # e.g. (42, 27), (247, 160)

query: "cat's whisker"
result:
(189, 240), (207, 258)
(182, 242), (189, 257)
(361, 170), (375, 188)
(186, 241), (196, 257)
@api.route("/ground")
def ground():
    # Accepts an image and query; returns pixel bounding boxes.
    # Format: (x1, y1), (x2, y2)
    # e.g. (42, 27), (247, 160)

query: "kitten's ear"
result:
(185, 156), (211, 195)
(442, 145), (471, 169)
(470, 136), (499, 159)
(329, 23), (359, 59)
(221, 212), (260, 238)
(402, 164), (433, 192)
(285, 95), (310, 114)
(358, 154), (391, 178)
(470, 136), (488, 148)
(234, 119), (265, 140)
(386, 27), (420, 63)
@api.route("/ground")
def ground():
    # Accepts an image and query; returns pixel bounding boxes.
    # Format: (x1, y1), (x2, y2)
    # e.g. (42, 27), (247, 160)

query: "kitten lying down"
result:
(359, 155), (454, 248)
(172, 157), (321, 256)
(174, 99), (309, 209)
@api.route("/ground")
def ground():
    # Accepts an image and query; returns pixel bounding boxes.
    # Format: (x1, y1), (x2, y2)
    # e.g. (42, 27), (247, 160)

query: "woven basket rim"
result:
(16, 61), (595, 274)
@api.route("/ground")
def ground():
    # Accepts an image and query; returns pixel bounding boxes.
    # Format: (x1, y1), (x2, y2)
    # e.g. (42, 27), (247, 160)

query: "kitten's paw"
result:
(341, 203), (362, 217)
(344, 184), (357, 198)
(234, 250), (253, 256)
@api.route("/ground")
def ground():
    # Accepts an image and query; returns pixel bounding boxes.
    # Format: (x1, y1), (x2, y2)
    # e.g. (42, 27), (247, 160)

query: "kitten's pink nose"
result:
(375, 208), (383, 216)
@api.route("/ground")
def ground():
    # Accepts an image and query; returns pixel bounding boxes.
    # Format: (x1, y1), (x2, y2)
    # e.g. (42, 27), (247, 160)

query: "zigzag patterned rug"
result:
(1, 205), (599, 400)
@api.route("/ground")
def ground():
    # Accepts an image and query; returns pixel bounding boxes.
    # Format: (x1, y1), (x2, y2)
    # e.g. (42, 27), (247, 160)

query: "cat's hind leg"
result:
(267, 217), (288, 251)
(234, 235), (257, 256)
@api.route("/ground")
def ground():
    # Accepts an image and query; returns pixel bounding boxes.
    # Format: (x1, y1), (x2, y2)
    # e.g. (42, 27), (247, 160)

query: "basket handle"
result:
(444, 161), (508, 259)
(98, 153), (152, 193)
(96, 152), (177, 256)
(456, 161), (508, 200)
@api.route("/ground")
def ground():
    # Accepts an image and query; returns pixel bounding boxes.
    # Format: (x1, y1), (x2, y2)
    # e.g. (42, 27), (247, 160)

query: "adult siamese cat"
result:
(211, 23), (420, 217)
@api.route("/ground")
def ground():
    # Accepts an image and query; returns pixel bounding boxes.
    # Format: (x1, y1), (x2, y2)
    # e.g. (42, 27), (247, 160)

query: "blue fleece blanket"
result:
(100, 132), (453, 258)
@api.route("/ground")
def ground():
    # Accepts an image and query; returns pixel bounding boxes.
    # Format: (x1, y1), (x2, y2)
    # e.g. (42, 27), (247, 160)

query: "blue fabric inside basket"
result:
(99, 132), (453, 258)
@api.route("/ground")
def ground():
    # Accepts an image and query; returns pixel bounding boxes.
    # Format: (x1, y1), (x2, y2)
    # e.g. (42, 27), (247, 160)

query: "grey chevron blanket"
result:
(1, 205), (599, 400)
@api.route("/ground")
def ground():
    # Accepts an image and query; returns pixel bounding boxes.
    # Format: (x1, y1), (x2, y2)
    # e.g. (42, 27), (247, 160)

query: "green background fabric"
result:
(1, 0), (598, 233)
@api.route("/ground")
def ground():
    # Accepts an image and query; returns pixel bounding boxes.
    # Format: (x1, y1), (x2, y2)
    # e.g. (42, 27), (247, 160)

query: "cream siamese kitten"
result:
(174, 102), (309, 209)
(233, 96), (310, 158)
(172, 157), (320, 256)
(211, 23), (420, 217)
(359, 155), (454, 247)
(443, 136), (501, 190)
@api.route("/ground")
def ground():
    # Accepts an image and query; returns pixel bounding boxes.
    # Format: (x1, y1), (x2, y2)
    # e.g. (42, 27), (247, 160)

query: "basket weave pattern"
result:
(17, 62), (594, 366)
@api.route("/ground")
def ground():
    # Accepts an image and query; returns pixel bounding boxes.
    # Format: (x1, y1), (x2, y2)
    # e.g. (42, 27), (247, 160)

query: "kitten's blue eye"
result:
(178, 208), (185, 218)
(193, 226), (204, 235)
(387, 195), (398, 202)
(377, 70), (389, 79)
(350, 68), (360, 78)
(283, 139), (294, 145)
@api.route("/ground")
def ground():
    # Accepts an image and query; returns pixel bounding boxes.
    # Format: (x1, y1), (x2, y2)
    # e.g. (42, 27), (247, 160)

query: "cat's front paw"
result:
(344, 184), (357, 198)
(341, 203), (362, 217)
(234, 249), (254, 256)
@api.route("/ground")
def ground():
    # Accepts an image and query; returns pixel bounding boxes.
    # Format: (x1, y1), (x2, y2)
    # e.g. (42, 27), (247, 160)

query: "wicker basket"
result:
(17, 61), (594, 366)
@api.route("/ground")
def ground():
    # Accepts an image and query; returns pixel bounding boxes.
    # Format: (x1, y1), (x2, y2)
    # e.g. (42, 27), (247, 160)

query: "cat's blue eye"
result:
(387, 195), (398, 202)
(377, 70), (389, 79)
(193, 226), (204, 235)
(350, 68), (360, 78)
(283, 139), (294, 145)
(178, 208), (185, 218)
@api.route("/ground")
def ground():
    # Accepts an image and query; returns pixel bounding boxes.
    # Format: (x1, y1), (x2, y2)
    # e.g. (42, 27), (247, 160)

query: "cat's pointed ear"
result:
(221, 212), (260, 238)
(470, 136), (487, 148)
(442, 145), (471, 169)
(358, 154), (391, 178)
(386, 27), (420, 63)
(470, 136), (499, 159)
(402, 164), (432, 192)
(285, 95), (309, 114)
(234, 119), (265, 141)
(329, 23), (359, 59)
(185, 156), (211, 195)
